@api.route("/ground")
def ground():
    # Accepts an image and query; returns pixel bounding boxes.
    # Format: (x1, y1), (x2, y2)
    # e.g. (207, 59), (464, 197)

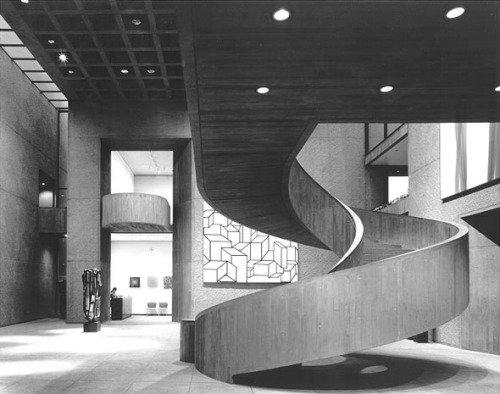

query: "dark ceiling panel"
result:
(155, 13), (176, 30)
(135, 50), (158, 63)
(88, 14), (119, 31)
(55, 15), (86, 31)
(81, 1), (112, 11)
(67, 34), (96, 49)
(97, 34), (125, 48)
(107, 51), (131, 64)
(128, 34), (155, 48)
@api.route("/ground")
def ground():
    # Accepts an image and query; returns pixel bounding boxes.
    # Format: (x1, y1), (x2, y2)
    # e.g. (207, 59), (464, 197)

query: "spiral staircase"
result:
(175, 1), (473, 384)
(194, 159), (468, 383)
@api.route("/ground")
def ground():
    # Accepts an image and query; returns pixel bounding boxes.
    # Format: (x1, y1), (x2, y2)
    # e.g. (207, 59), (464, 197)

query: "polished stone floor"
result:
(0, 317), (499, 393)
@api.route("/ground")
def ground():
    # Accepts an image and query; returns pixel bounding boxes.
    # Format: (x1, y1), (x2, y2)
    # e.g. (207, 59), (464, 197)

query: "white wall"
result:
(134, 175), (173, 222)
(111, 240), (172, 315)
(39, 190), (53, 207)
(111, 151), (134, 194)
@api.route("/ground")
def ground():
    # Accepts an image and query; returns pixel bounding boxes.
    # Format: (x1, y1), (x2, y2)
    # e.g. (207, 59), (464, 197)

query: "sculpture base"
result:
(83, 321), (101, 333)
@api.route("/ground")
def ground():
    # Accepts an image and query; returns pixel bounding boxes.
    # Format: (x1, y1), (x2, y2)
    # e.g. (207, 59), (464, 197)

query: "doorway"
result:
(109, 151), (173, 317)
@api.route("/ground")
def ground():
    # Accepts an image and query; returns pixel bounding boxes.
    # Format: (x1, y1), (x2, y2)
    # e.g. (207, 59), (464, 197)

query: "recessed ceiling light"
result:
(256, 86), (270, 94)
(58, 53), (68, 63)
(68, 70), (74, 74)
(41, 182), (46, 186)
(495, 85), (500, 92)
(380, 85), (394, 93)
(48, 39), (55, 44)
(446, 7), (465, 19)
(20, 0), (29, 4)
(273, 8), (290, 21)
(131, 18), (141, 26)
(121, 68), (129, 74)
(146, 69), (155, 74)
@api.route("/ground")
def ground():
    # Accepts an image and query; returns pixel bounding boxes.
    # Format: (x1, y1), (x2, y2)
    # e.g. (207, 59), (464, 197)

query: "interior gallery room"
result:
(0, 1), (499, 393)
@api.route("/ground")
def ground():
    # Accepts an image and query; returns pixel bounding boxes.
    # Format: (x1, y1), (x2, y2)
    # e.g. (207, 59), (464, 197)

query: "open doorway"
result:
(109, 151), (173, 318)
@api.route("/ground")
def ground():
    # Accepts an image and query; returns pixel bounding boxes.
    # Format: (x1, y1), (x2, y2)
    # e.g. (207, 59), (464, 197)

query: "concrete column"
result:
(67, 134), (102, 323)
(172, 142), (198, 321)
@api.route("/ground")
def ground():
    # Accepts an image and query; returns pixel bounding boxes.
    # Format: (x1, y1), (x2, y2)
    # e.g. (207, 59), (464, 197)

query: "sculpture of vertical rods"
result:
(82, 268), (102, 322)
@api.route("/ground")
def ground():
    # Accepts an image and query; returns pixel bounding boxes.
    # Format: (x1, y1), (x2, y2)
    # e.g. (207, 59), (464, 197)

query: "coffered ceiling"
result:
(1, 0), (185, 101)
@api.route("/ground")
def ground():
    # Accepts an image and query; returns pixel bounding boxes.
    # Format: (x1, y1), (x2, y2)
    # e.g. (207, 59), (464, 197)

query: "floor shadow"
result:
(233, 352), (489, 391)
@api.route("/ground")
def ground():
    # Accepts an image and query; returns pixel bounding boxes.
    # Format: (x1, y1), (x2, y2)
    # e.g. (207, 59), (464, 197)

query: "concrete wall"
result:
(67, 100), (190, 323)
(408, 125), (500, 355)
(0, 48), (59, 326)
(298, 123), (386, 210)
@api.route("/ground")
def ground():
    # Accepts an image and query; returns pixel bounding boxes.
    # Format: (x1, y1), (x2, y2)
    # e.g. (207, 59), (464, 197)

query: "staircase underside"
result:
(176, 1), (479, 384)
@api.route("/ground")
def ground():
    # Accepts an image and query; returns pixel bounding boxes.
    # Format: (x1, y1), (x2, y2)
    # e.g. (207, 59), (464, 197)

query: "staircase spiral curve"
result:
(194, 159), (469, 383)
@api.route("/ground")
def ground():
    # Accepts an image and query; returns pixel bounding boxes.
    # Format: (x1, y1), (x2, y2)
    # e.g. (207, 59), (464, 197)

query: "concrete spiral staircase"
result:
(194, 160), (469, 383)
(175, 1), (472, 383)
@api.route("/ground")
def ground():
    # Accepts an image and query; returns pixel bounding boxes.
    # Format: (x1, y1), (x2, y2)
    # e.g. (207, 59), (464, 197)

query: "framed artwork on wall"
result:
(203, 202), (299, 284)
(163, 276), (172, 289)
(129, 277), (140, 288)
(147, 276), (158, 288)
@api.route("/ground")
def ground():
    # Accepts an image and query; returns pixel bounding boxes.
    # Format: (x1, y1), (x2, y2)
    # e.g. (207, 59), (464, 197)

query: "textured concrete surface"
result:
(0, 49), (59, 326)
(0, 317), (499, 393)
(298, 123), (386, 210)
(408, 125), (500, 355)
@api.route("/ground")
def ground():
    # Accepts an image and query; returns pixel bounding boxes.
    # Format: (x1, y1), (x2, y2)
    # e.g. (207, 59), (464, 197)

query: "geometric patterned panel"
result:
(203, 202), (298, 284)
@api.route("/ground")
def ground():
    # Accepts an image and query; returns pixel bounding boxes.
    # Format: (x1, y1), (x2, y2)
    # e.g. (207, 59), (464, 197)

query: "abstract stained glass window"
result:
(203, 202), (298, 283)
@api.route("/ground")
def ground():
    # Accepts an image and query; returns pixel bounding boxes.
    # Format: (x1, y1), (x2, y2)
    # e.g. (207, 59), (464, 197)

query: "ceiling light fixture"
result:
(68, 70), (74, 74)
(495, 85), (500, 92)
(273, 8), (290, 21)
(41, 182), (46, 186)
(58, 53), (68, 63)
(256, 86), (270, 94)
(48, 39), (55, 44)
(121, 68), (129, 74)
(20, 0), (29, 4)
(146, 69), (155, 74)
(380, 85), (394, 93)
(131, 18), (141, 26)
(446, 7), (465, 19)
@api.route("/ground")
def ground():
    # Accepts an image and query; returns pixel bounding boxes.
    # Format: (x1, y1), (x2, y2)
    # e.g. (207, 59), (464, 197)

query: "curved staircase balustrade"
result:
(102, 193), (172, 233)
(195, 160), (469, 383)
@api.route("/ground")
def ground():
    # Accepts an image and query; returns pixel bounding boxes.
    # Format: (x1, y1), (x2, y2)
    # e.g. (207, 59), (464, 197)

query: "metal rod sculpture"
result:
(82, 268), (102, 322)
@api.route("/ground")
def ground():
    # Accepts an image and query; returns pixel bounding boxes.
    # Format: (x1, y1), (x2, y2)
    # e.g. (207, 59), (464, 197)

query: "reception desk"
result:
(111, 297), (132, 320)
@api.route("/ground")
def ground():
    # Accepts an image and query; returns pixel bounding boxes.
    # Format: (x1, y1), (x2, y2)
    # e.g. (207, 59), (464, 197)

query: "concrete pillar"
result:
(172, 142), (197, 321)
(67, 134), (102, 323)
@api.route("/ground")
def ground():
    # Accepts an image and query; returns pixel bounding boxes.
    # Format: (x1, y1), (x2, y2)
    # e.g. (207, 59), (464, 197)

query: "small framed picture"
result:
(147, 276), (158, 288)
(163, 276), (172, 289)
(129, 277), (140, 288)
